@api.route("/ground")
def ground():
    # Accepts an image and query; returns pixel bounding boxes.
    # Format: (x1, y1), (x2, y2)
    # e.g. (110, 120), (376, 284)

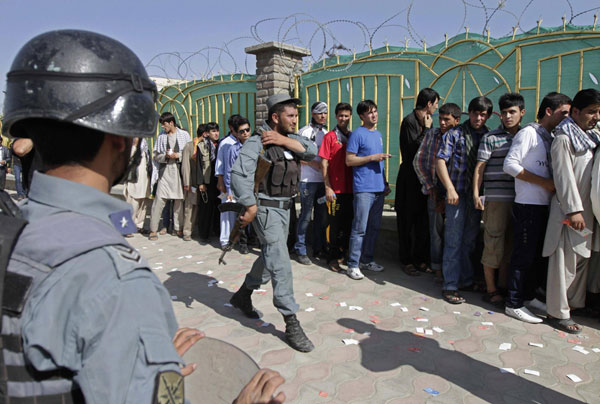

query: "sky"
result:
(1, 0), (599, 110)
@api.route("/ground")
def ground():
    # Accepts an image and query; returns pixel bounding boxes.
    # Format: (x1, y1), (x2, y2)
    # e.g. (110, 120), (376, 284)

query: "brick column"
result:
(245, 42), (311, 127)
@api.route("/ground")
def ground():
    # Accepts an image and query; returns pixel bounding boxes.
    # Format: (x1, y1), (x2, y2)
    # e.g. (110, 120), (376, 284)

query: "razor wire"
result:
(145, 0), (600, 84)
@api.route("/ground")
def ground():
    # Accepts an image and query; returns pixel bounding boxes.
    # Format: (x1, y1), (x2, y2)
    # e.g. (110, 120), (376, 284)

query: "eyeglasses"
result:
(238, 128), (251, 134)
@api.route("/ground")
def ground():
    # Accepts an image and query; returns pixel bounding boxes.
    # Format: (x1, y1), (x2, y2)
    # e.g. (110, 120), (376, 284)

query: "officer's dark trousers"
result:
(245, 205), (299, 316)
(506, 203), (549, 308)
(0, 167), (6, 190)
(395, 185), (429, 267)
(327, 193), (353, 263)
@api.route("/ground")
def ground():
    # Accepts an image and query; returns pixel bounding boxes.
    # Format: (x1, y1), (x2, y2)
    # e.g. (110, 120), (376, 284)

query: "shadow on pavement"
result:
(163, 271), (286, 342)
(337, 318), (584, 403)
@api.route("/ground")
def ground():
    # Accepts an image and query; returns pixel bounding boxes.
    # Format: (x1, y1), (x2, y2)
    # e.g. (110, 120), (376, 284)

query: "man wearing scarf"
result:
(542, 89), (600, 334)
(294, 101), (329, 265)
(148, 112), (191, 240)
(123, 137), (151, 235)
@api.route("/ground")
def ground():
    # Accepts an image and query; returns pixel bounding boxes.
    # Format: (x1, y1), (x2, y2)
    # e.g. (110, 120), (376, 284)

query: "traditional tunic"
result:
(181, 141), (199, 237)
(543, 118), (600, 319)
(124, 138), (151, 229)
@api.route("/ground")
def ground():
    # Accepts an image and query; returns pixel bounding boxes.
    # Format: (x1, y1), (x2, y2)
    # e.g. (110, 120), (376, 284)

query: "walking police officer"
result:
(1, 30), (285, 403)
(229, 94), (317, 352)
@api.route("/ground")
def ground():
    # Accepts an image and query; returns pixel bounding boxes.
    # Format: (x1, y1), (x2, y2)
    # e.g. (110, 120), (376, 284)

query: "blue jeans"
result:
(13, 164), (25, 197)
(348, 192), (385, 268)
(442, 194), (481, 290)
(427, 197), (444, 271)
(294, 182), (327, 256)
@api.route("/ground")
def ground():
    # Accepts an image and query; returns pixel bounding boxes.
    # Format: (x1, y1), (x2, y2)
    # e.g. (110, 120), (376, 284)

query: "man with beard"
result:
(229, 93), (317, 352)
(543, 89), (600, 334)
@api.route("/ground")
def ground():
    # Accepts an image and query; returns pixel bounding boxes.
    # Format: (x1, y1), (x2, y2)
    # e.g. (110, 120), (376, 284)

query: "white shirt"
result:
(298, 124), (325, 182)
(503, 125), (552, 205)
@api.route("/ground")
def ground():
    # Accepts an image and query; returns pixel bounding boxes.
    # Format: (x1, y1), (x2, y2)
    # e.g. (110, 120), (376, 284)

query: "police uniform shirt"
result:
(17, 172), (183, 403)
(230, 123), (317, 206)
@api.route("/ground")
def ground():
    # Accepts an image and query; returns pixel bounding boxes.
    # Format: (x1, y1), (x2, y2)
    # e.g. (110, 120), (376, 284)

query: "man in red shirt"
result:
(319, 102), (354, 272)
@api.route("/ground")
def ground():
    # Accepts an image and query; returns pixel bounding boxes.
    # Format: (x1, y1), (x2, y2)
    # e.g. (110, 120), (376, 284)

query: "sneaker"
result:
(505, 306), (543, 323)
(346, 267), (364, 280)
(359, 262), (384, 272)
(525, 298), (547, 313)
(296, 254), (312, 265)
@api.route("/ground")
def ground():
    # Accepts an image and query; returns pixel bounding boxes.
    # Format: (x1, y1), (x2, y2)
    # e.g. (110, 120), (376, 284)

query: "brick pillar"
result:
(245, 42), (311, 128)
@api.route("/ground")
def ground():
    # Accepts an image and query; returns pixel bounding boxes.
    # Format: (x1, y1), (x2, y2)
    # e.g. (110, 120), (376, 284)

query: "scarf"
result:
(334, 126), (349, 144)
(525, 122), (554, 175)
(555, 116), (600, 153)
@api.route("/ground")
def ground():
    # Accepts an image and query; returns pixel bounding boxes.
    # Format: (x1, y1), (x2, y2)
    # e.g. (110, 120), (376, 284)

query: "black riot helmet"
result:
(2, 29), (158, 139)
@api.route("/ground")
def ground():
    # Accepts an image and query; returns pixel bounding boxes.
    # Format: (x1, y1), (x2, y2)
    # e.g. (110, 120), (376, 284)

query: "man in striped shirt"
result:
(473, 93), (525, 306)
(413, 103), (461, 283)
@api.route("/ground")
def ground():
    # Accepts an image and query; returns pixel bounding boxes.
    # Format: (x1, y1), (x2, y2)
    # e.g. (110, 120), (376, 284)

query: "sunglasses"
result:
(238, 128), (251, 134)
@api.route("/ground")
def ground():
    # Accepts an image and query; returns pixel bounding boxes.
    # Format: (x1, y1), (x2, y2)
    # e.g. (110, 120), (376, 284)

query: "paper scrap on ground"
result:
(169, 268), (178, 272)
(414, 317), (429, 322)
(500, 368), (515, 374)
(482, 322), (493, 326)
(390, 302), (402, 307)
(416, 327), (425, 334)
(529, 342), (543, 348)
(342, 338), (359, 345)
(158, 249), (164, 252)
(524, 369), (540, 376)
(319, 391), (329, 398)
(208, 279), (218, 284)
(425, 329), (433, 336)
(344, 328), (354, 333)
(171, 296), (177, 300)
(155, 262), (163, 265)
(177, 256), (184, 260)
(408, 347), (421, 352)
(420, 307), (430, 311)
(185, 255), (192, 258)
(259, 322), (270, 327)
(305, 293), (313, 297)
(196, 261), (204, 264)
(401, 307), (409, 312)
(592, 348), (600, 353)
(349, 306), (363, 311)
(153, 266), (163, 270)
(423, 388), (439, 395)
(499, 343), (512, 351)
(142, 246), (147, 249)
(224, 303), (233, 307)
(339, 302), (347, 307)
(568, 339), (581, 344)
(256, 289), (267, 293)
(453, 311), (461, 314)
(305, 307), (315, 312)
(433, 327), (445, 333)
(217, 280), (224, 284)
(363, 331), (371, 336)
(572, 346), (590, 355)
(567, 374), (582, 383)
(207, 270), (213, 275)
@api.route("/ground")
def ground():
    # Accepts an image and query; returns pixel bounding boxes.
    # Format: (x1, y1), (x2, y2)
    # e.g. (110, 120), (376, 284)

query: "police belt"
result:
(258, 198), (291, 210)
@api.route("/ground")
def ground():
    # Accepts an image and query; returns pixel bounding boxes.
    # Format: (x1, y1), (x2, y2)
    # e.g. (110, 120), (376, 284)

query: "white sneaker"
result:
(525, 298), (547, 313)
(359, 262), (384, 272)
(505, 306), (543, 323)
(346, 267), (364, 280)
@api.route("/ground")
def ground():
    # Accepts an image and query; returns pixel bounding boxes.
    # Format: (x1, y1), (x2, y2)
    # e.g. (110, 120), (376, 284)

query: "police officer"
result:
(229, 93), (317, 352)
(1, 30), (285, 403)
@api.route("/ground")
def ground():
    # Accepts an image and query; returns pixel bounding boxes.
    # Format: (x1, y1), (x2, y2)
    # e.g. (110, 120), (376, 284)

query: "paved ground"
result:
(129, 232), (600, 404)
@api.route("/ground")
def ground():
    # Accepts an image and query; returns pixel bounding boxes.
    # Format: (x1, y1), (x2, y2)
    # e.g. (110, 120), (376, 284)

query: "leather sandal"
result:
(442, 290), (465, 304)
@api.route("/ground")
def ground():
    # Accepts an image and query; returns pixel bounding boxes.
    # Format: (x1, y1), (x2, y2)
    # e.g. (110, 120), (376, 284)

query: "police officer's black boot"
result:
(230, 284), (262, 319)
(283, 314), (314, 352)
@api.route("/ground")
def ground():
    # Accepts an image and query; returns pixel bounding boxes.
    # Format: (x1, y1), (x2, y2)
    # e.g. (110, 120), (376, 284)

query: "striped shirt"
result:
(413, 128), (442, 195)
(477, 125), (516, 201)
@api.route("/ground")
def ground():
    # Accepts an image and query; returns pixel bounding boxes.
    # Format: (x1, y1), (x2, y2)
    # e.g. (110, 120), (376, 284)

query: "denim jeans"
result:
(442, 194), (481, 290)
(294, 182), (327, 256)
(506, 203), (549, 308)
(427, 197), (444, 271)
(348, 192), (385, 268)
(13, 164), (25, 197)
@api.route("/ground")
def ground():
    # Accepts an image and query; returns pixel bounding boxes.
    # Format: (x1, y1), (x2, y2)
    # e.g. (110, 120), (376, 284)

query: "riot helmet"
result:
(2, 29), (158, 139)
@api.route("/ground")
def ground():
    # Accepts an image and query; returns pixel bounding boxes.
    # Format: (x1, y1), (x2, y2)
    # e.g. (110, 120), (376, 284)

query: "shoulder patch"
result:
(153, 371), (184, 404)
(104, 245), (148, 278)
(108, 209), (137, 235)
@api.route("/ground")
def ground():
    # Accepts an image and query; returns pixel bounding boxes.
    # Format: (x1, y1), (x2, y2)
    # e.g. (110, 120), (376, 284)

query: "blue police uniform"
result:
(6, 172), (183, 403)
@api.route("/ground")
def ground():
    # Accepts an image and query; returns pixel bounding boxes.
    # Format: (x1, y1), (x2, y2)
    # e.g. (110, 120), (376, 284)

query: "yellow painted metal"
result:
(349, 78), (353, 129)
(557, 56), (562, 91)
(466, 66), (483, 96)
(385, 75), (390, 182)
(361, 76), (365, 100)
(399, 74), (404, 163)
(515, 47), (522, 92)
(462, 67), (466, 112)
(579, 51), (584, 90)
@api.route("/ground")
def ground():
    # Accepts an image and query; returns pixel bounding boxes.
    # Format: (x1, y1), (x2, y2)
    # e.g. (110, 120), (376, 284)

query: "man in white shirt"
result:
(294, 102), (328, 265)
(503, 92), (571, 323)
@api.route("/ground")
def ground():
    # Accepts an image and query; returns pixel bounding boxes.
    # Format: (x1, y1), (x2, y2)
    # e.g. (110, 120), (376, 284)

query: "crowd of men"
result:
(118, 87), (600, 339)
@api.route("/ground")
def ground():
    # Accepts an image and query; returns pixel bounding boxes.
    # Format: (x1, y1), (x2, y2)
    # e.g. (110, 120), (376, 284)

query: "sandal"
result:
(148, 232), (158, 241)
(402, 264), (421, 276)
(482, 291), (505, 307)
(442, 290), (466, 304)
(546, 316), (583, 335)
(417, 263), (434, 274)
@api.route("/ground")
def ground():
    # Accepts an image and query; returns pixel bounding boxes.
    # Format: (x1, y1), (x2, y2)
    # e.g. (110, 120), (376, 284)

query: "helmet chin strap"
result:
(113, 140), (141, 186)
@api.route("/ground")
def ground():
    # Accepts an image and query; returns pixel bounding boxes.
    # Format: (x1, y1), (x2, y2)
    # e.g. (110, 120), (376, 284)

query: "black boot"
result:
(230, 284), (262, 319)
(283, 314), (314, 352)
